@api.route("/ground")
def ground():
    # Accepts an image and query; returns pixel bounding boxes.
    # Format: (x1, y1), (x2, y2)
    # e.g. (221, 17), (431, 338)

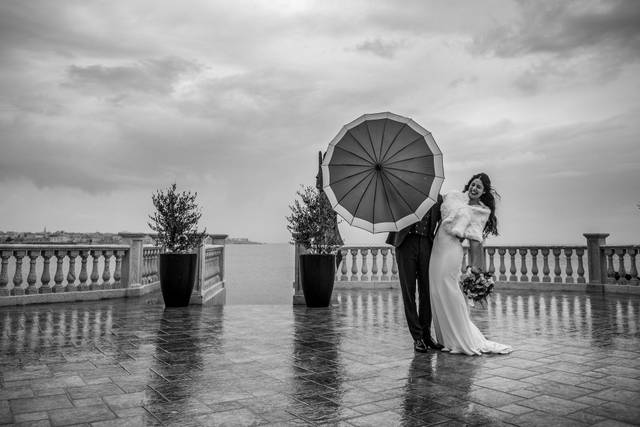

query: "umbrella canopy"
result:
(322, 112), (444, 233)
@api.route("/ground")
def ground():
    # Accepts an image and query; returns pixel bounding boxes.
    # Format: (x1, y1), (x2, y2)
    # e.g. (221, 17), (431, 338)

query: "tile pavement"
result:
(0, 288), (639, 426)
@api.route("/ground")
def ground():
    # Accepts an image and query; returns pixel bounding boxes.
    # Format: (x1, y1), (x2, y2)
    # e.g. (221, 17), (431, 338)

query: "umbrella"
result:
(321, 112), (444, 233)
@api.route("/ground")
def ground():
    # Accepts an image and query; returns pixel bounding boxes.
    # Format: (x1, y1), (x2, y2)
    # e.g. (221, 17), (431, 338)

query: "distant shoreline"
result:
(225, 238), (264, 245)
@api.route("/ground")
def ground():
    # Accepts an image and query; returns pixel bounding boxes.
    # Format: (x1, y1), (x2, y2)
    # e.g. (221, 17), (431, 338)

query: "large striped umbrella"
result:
(321, 112), (444, 233)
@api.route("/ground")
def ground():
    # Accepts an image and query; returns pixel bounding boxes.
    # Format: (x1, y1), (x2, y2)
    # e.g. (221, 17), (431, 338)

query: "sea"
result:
(225, 243), (295, 305)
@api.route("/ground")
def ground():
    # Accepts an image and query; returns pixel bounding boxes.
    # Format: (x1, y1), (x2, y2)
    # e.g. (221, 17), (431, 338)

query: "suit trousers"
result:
(395, 233), (434, 341)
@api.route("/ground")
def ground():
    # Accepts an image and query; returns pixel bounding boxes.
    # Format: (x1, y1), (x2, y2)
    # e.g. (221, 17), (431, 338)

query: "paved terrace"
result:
(1, 289), (639, 426)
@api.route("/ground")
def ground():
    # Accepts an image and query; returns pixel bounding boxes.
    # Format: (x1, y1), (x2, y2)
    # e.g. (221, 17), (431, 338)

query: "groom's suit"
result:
(386, 194), (443, 346)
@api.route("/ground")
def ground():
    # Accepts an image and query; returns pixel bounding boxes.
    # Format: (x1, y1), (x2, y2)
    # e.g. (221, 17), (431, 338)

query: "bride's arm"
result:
(467, 240), (484, 273)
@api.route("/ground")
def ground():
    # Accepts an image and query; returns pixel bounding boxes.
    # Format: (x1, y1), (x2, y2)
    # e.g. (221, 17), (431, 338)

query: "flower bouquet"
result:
(459, 266), (495, 307)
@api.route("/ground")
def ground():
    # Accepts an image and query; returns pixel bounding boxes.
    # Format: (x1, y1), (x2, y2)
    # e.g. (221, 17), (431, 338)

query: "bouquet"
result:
(459, 266), (495, 307)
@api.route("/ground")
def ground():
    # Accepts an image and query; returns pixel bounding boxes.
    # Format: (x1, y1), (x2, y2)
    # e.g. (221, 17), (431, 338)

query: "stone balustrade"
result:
(0, 245), (128, 296)
(482, 245), (589, 284)
(603, 245), (639, 285)
(0, 233), (227, 306)
(324, 233), (639, 295)
(336, 246), (398, 284)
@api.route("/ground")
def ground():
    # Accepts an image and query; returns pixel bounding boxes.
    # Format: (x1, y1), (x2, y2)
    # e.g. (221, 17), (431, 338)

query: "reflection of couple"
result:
(387, 172), (512, 356)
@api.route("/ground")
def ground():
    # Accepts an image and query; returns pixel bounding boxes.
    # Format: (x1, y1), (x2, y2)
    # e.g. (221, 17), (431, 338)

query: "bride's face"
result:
(468, 178), (485, 201)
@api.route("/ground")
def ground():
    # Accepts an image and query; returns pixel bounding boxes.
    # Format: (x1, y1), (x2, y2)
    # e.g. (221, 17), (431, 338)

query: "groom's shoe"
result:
(414, 339), (428, 353)
(424, 337), (444, 350)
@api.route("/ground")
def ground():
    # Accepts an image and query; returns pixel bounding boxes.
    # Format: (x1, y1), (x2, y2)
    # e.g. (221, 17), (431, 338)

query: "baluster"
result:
(53, 250), (65, 292)
(508, 248), (517, 282)
(360, 248), (369, 281)
(616, 248), (627, 285)
(40, 250), (53, 293)
(350, 249), (358, 281)
(370, 248), (379, 281)
(26, 250), (39, 294)
(542, 248), (551, 282)
(564, 248), (574, 283)
(0, 251), (11, 296)
(12, 250), (26, 295)
(391, 249), (398, 280)
(90, 250), (101, 290)
(628, 248), (638, 286)
(605, 248), (615, 284)
(340, 248), (348, 281)
(487, 248), (496, 276)
(102, 250), (113, 289)
(380, 248), (389, 281)
(142, 249), (149, 284)
(79, 250), (90, 290)
(519, 248), (528, 282)
(576, 248), (586, 283)
(498, 248), (506, 281)
(150, 248), (157, 282)
(553, 248), (562, 283)
(114, 250), (124, 288)
(530, 249), (539, 282)
(66, 250), (79, 291)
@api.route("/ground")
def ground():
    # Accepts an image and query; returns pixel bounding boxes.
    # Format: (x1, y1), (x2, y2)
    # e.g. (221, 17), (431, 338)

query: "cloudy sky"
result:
(1, 0), (639, 245)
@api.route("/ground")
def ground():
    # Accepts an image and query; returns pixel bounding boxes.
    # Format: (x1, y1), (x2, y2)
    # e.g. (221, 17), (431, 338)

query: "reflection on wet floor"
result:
(1, 289), (639, 426)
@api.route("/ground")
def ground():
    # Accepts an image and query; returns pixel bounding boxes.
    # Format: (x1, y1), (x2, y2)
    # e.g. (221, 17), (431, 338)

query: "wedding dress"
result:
(429, 191), (512, 355)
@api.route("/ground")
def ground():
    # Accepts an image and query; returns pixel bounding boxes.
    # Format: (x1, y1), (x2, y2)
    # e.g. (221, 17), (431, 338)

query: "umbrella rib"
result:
(365, 121), (379, 163)
(380, 169), (417, 216)
(383, 153), (434, 166)
(347, 130), (377, 164)
(333, 144), (376, 166)
(380, 123), (407, 162)
(351, 170), (376, 221)
(383, 135), (426, 164)
(378, 169), (398, 226)
(384, 169), (431, 196)
(337, 169), (375, 211)
(379, 119), (387, 161)
(384, 167), (436, 178)
(327, 168), (374, 186)
(334, 138), (378, 166)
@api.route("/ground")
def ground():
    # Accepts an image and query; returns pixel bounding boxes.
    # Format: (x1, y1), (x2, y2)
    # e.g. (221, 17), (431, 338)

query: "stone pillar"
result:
(293, 243), (306, 305)
(119, 233), (146, 287)
(584, 233), (609, 284)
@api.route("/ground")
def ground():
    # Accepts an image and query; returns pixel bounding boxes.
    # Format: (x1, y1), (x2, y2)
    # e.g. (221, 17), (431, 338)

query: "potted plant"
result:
(148, 183), (207, 307)
(286, 185), (343, 307)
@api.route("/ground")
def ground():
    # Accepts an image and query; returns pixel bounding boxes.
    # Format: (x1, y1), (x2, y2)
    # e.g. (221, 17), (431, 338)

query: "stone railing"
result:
(602, 245), (639, 285)
(0, 233), (227, 306)
(315, 233), (639, 299)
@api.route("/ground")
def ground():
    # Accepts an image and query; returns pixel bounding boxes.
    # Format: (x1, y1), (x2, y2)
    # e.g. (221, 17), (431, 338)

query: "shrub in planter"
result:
(286, 185), (342, 307)
(148, 183), (207, 307)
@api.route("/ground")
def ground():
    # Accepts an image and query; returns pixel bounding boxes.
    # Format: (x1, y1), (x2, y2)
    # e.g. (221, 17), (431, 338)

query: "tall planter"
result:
(300, 254), (336, 308)
(159, 253), (198, 307)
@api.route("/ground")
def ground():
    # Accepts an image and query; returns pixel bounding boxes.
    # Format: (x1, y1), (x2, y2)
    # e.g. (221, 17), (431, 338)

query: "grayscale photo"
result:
(1, 1), (639, 425)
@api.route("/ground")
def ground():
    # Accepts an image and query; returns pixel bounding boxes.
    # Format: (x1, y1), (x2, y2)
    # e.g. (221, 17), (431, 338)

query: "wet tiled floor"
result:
(1, 289), (639, 426)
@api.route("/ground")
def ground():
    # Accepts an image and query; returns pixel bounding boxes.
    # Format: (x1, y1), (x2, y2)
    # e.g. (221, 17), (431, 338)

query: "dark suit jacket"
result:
(385, 194), (443, 248)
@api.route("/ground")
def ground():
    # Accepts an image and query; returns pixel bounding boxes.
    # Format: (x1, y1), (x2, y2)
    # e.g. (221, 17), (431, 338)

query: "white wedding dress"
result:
(429, 191), (512, 356)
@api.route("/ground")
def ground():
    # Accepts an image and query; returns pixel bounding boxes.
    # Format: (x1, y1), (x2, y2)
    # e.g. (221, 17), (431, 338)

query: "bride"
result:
(429, 173), (512, 355)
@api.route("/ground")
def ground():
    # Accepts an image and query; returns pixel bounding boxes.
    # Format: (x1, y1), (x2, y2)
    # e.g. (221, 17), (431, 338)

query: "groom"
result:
(386, 195), (444, 353)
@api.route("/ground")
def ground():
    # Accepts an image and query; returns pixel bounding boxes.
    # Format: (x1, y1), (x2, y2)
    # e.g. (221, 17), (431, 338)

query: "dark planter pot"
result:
(159, 253), (198, 307)
(300, 254), (336, 308)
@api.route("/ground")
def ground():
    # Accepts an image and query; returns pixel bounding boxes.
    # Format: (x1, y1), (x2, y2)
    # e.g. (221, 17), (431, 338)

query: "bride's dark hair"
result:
(463, 172), (499, 237)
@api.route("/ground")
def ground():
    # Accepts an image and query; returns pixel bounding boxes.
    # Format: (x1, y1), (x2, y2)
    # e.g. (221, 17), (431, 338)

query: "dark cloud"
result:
(472, 0), (640, 59)
(66, 57), (201, 95)
(355, 38), (404, 58)
(0, 1), (149, 59)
